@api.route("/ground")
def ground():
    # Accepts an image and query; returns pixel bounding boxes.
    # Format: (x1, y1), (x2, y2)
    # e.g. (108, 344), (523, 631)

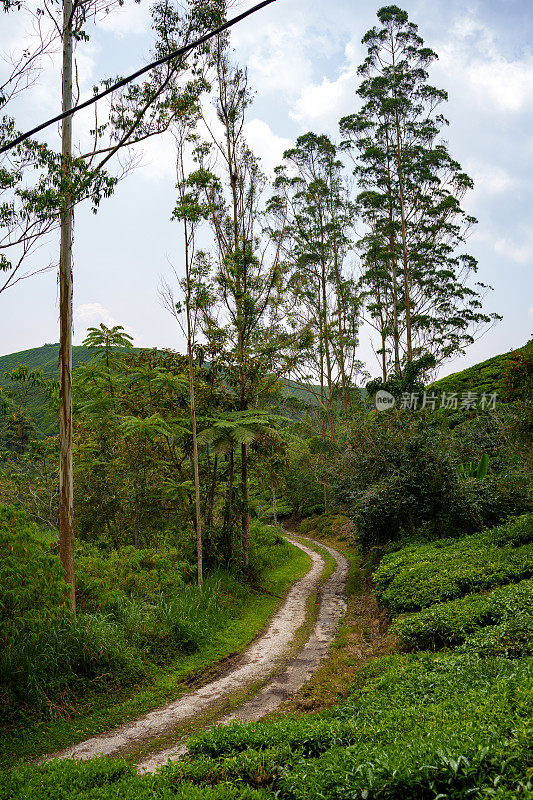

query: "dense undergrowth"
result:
(0, 503), (294, 726)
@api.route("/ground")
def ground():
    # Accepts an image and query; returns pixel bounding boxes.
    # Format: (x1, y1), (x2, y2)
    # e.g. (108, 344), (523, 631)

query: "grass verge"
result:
(0, 542), (310, 770)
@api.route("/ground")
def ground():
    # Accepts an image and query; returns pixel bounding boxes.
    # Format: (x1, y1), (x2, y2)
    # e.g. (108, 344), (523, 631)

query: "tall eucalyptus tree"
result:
(270, 132), (360, 420)
(340, 5), (498, 377)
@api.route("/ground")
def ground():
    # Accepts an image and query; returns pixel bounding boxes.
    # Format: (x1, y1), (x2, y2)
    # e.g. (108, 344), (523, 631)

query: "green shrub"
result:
(337, 423), (474, 548)
(298, 514), (350, 540)
(247, 521), (290, 581)
(458, 616), (533, 658)
(5, 654), (533, 799)
(0, 757), (271, 800)
(162, 744), (297, 789)
(0, 504), (67, 649)
(75, 543), (190, 612)
(462, 472), (532, 528)
(374, 514), (533, 612)
(0, 612), (144, 717)
(186, 653), (533, 800)
(391, 577), (533, 650)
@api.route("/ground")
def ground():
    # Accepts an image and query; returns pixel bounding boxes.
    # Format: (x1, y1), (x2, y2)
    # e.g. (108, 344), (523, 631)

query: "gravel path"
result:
(45, 536), (348, 769)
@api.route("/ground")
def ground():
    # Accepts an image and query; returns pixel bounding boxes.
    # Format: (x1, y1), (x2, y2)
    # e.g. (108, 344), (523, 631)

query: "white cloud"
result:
(493, 237), (532, 266)
(244, 119), (291, 177)
(466, 161), (517, 195)
(97, 2), (151, 37)
(289, 36), (360, 131)
(233, 17), (315, 99)
(74, 303), (142, 344)
(436, 16), (533, 113)
(291, 72), (351, 127)
(133, 131), (176, 184)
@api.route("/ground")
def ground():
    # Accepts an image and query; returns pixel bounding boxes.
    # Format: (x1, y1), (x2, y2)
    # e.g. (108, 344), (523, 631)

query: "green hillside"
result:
(0, 343), (95, 378)
(0, 344), (99, 438)
(2, 339), (530, 440)
(431, 339), (532, 399)
(0, 344), (323, 438)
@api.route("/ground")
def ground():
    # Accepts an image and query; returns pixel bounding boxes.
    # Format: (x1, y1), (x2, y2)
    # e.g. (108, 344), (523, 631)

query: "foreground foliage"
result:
(0, 505), (292, 724)
(3, 653), (533, 799)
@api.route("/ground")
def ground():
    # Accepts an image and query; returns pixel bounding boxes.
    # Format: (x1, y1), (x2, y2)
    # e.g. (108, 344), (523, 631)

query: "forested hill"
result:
(0, 342), (96, 378)
(1, 339), (530, 438)
(0, 343), (136, 438)
(0, 343), (322, 437)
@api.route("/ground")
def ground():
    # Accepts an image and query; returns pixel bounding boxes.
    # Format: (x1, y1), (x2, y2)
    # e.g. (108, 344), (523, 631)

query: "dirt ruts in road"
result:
(45, 536), (348, 769)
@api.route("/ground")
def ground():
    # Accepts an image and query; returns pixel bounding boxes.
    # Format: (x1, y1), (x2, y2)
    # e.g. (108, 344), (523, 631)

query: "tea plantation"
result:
(3, 512), (533, 799)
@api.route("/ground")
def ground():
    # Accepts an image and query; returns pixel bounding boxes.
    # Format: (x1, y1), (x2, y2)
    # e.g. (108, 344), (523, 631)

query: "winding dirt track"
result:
(45, 536), (348, 771)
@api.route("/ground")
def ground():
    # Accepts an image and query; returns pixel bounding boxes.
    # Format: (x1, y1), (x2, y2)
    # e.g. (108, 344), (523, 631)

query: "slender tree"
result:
(160, 121), (210, 587)
(188, 40), (301, 571)
(270, 133), (361, 420)
(340, 5), (499, 376)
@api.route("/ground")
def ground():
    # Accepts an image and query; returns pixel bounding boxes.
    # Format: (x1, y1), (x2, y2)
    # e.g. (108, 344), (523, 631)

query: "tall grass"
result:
(0, 570), (249, 722)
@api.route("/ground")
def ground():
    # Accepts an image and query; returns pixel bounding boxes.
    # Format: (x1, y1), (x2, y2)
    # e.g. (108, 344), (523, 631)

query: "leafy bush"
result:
(458, 616), (533, 658)
(0, 757), (270, 800)
(5, 654), (533, 799)
(0, 612), (144, 716)
(75, 543), (190, 612)
(374, 513), (533, 612)
(185, 653), (533, 800)
(335, 417), (474, 548)
(298, 514), (351, 540)
(462, 472), (532, 528)
(391, 577), (533, 650)
(502, 339), (533, 401)
(247, 521), (291, 581)
(0, 504), (67, 649)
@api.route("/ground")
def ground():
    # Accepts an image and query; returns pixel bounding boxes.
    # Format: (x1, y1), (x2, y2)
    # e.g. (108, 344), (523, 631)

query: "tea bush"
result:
(6, 653), (533, 799)
(183, 653), (533, 799)
(373, 513), (533, 612)
(0, 757), (270, 800)
(391, 577), (533, 650)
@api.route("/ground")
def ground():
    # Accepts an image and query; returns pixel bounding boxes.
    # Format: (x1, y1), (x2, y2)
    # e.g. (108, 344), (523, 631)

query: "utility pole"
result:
(59, 0), (75, 613)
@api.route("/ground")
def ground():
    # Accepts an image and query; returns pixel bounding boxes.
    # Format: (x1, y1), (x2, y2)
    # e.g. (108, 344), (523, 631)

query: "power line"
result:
(0, 0), (276, 155)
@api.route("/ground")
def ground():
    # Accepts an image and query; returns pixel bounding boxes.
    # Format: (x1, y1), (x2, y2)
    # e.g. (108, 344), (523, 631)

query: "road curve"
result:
(44, 536), (348, 768)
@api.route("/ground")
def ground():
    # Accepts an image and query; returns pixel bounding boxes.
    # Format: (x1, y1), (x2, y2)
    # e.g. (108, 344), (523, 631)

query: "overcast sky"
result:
(1, 0), (532, 380)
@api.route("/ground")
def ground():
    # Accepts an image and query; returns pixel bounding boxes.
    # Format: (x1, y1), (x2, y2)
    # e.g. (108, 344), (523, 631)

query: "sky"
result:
(1, 0), (532, 381)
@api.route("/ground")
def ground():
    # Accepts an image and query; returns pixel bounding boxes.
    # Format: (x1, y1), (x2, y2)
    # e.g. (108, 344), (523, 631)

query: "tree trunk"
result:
(133, 494), (140, 548)
(385, 128), (401, 374)
(59, 0), (75, 614)
(185, 264), (202, 585)
(272, 484), (277, 527)
(225, 450), (234, 559)
(241, 442), (250, 572)
(189, 347), (202, 587)
(207, 453), (217, 529)
(395, 115), (413, 362)
(390, 38), (413, 362)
